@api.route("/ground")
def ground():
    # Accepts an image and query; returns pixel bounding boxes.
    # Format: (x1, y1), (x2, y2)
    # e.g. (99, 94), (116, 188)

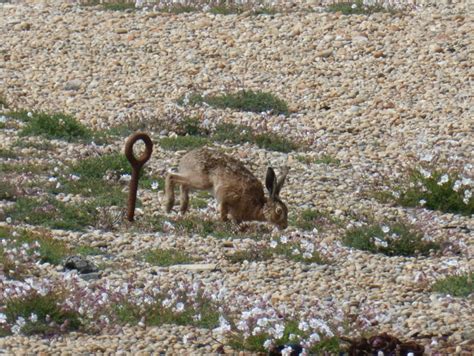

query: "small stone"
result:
(429, 44), (443, 53)
(116, 28), (128, 34)
(316, 49), (333, 58)
(64, 79), (83, 91)
(63, 256), (98, 274)
(373, 51), (384, 58)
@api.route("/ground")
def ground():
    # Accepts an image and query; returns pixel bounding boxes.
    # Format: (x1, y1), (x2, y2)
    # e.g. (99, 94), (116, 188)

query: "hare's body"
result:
(165, 148), (288, 229)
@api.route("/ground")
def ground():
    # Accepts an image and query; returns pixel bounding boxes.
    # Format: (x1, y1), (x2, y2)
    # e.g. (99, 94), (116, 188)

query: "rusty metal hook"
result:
(125, 132), (153, 222)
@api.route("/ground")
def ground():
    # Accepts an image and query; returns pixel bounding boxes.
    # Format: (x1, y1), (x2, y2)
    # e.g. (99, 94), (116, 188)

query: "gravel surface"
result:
(0, 0), (473, 354)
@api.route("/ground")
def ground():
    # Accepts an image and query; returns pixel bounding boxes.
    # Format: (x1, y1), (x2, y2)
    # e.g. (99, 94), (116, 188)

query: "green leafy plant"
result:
(327, 0), (392, 15)
(17, 112), (92, 142)
(432, 273), (473, 297)
(4, 291), (81, 336)
(5, 196), (97, 231)
(143, 248), (195, 267)
(342, 222), (439, 257)
(396, 168), (473, 216)
(179, 90), (289, 115)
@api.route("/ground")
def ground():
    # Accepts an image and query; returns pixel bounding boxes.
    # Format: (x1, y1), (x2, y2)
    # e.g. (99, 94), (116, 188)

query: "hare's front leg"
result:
(165, 173), (191, 213)
(219, 202), (229, 222)
(180, 186), (190, 214)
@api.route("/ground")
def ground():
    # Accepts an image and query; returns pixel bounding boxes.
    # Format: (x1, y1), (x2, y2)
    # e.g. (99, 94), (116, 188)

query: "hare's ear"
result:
(265, 167), (277, 199)
(275, 166), (289, 197)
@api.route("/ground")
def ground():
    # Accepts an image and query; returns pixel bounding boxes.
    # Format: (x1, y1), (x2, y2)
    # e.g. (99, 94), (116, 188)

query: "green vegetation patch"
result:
(4, 291), (81, 336)
(5, 196), (97, 231)
(432, 273), (473, 297)
(17, 112), (92, 142)
(396, 168), (473, 216)
(115, 295), (220, 329)
(327, 0), (392, 15)
(343, 222), (439, 257)
(179, 90), (289, 115)
(143, 248), (195, 267)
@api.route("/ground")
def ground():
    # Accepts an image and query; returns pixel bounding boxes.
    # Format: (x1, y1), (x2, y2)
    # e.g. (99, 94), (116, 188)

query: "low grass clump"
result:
(296, 154), (341, 166)
(432, 273), (473, 297)
(83, 0), (135, 11)
(228, 320), (341, 353)
(0, 148), (16, 159)
(0, 227), (71, 265)
(143, 248), (195, 267)
(228, 237), (326, 265)
(290, 209), (339, 231)
(179, 90), (289, 116)
(5, 196), (97, 231)
(3, 291), (81, 336)
(0, 180), (21, 201)
(395, 168), (473, 216)
(114, 294), (220, 329)
(159, 118), (301, 153)
(0, 94), (8, 108)
(213, 123), (299, 153)
(343, 222), (439, 257)
(0, 162), (50, 174)
(327, 0), (392, 15)
(15, 111), (92, 142)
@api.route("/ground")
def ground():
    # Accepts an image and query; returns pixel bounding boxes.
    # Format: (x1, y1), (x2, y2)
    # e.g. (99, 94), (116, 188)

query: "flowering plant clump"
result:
(0, 233), (41, 280)
(342, 222), (440, 257)
(214, 295), (367, 354)
(326, 0), (402, 15)
(396, 165), (473, 216)
(108, 279), (221, 329)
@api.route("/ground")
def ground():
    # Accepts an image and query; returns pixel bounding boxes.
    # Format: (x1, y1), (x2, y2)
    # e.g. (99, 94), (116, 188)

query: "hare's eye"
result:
(276, 207), (283, 215)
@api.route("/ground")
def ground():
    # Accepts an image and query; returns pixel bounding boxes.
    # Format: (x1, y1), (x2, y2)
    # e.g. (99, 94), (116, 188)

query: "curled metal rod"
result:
(124, 132), (153, 222)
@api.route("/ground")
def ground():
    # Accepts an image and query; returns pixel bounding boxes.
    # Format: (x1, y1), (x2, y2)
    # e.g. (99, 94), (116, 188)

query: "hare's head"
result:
(263, 166), (289, 230)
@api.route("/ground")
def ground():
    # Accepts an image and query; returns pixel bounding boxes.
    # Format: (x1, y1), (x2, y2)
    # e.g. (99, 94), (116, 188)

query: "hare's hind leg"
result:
(165, 173), (191, 213)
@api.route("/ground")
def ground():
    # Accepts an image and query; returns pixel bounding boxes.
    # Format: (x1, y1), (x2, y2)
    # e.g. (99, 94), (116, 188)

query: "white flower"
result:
(407, 353), (414, 356)
(48, 177), (57, 182)
(280, 236), (288, 244)
(464, 189), (472, 200)
(309, 332), (320, 342)
(420, 153), (433, 162)
(263, 339), (273, 350)
(120, 174), (131, 182)
(0, 313), (6, 323)
(461, 177), (472, 186)
(175, 302), (184, 312)
(274, 324), (285, 339)
(257, 317), (269, 327)
(351, 3), (358, 9)
(27, 112), (33, 118)
(6, 217), (12, 224)
(298, 320), (309, 331)
(374, 237), (388, 248)
(29, 313), (38, 323)
(151, 181), (159, 190)
(381, 225), (390, 234)
(292, 248), (299, 256)
(438, 174), (449, 185)
(0, 115), (7, 123)
(270, 240), (278, 248)
(419, 199), (427, 206)
(303, 252), (313, 259)
(419, 168), (431, 179)
(281, 345), (293, 356)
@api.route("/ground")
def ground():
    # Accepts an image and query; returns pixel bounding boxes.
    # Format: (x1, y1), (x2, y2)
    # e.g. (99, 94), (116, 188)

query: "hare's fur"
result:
(164, 148), (288, 229)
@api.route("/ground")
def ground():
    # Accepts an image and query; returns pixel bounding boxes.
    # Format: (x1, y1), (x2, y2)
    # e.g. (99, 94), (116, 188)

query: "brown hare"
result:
(164, 148), (289, 229)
